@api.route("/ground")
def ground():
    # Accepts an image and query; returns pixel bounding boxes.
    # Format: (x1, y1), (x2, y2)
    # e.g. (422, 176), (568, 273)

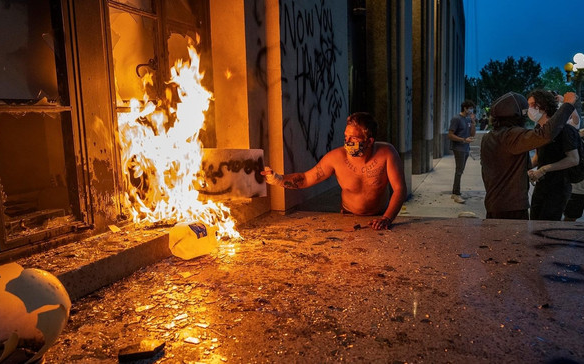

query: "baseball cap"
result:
(490, 92), (528, 118)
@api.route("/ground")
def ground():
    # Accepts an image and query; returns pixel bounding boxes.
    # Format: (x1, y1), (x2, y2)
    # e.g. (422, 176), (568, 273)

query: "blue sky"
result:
(463, 0), (584, 78)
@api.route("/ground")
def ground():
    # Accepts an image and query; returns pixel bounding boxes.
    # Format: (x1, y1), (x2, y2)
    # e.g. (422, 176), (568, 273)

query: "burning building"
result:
(0, 0), (465, 259)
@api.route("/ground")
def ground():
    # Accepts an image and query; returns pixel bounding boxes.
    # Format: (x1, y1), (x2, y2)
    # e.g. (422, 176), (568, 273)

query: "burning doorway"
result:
(108, 0), (252, 238)
(0, 0), (269, 257)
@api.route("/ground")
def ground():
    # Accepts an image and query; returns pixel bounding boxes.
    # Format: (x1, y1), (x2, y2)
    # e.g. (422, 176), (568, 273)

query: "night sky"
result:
(463, 0), (584, 78)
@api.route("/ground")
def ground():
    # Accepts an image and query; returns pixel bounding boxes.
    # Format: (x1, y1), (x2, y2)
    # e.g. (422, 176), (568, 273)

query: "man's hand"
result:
(369, 217), (393, 230)
(260, 166), (283, 186)
(528, 167), (546, 184)
(563, 92), (577, 105)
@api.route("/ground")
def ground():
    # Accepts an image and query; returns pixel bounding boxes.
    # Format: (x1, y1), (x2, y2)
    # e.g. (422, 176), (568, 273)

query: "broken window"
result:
(0, 0), (81, 251)
(0, 0), (60, 103)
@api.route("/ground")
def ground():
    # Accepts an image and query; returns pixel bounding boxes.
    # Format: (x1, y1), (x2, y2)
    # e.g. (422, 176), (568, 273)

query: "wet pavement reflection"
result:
(44, 212), (584, 363)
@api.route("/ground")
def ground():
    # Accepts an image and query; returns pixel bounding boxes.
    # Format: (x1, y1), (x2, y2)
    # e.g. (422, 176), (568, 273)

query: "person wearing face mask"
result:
(261, 112), (407, 230)
(447, 100), (476, 203)
(527, 89), (580, 221)
(480, 91), (577, 220)
(554, 92), (581, 128)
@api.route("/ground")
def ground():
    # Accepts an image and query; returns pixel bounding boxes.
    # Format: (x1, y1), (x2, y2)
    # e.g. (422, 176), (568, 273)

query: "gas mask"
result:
(344, 141), (366, 157)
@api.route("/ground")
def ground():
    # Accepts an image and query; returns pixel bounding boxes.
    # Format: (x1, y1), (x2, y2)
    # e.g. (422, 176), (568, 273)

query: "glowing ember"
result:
(117, 40), (239, 239)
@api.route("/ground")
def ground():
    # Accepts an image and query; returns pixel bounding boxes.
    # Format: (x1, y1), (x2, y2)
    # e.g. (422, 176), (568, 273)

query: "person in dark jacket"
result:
(480, 91), (577, 220)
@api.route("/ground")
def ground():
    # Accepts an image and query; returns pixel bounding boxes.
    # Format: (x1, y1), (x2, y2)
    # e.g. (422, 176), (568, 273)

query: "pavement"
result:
(402, 149), (487, 220)
(6, 137), (584, 363)
(41, 211), (584, 363)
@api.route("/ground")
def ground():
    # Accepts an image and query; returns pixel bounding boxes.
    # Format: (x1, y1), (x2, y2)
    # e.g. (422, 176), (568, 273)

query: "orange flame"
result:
(117, 43), (240, 239)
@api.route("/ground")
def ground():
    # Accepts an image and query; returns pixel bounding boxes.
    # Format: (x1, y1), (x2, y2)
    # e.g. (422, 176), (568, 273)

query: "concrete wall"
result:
(269, 0), (349, 211)
(412, 0), (435, 174)
(435, 0), (466, 158)
(363, 0), (413, 195)
(209, 0), (271, 222)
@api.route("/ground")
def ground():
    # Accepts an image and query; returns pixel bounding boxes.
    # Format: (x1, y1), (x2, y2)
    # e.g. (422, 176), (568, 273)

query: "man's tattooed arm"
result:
(282, 173), (306, 189)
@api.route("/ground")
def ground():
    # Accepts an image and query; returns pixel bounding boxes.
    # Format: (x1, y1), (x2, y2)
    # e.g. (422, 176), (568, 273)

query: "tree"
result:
(465, 76), (490, 117)
(465, 75), (481, 105)
(540, 67), (572, 94)
(479, 56), (543, 106)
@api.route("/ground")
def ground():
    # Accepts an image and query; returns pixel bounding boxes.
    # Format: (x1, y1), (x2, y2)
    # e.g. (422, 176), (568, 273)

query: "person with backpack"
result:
(527, 89), (580, 221)
(480, 91), (577, 220)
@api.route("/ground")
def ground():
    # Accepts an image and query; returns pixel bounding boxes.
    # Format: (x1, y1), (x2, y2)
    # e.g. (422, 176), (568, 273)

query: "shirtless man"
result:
(262, 112), (407, 230)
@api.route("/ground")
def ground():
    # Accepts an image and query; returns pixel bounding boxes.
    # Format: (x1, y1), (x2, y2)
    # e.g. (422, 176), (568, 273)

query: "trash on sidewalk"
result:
(118, 339), (165, 362)
(458, 211), (477, 218)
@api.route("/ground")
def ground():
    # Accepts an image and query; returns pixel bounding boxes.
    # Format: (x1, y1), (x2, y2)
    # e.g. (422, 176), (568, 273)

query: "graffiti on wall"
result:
(253, 0), (268, 91)
(405, 76), (413, 148)
(198, 149), (266, 199)
(280, 0), (347, 163)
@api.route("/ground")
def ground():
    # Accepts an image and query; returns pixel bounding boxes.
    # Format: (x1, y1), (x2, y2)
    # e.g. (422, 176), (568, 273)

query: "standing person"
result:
(527, 89), (580, 221)
(448, 100), (476, 203)
(553, 91), (581, 128)
(564, 172), (584, 221)
(555, 90), (584, 221)
(262, 112), (407, 230)
(479, 116), (489, 131)
(480, 91), (577, 220)
(563, 115), (584, 221)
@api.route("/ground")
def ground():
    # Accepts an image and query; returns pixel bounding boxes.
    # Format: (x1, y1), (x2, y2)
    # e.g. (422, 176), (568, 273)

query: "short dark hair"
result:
(527, 89), (558, 117)
(346, 112), (378, 139)
(460, 99), (475, 112)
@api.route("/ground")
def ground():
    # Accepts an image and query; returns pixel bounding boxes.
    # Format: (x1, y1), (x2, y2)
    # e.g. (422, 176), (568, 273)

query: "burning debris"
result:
(117, 37), (240, 246)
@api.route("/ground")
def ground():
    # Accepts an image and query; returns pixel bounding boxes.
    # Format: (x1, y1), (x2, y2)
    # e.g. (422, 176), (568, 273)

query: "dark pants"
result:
(452, 150), (469, 195)
(530, 178), (572, 221)
(564, 193), (584, 220)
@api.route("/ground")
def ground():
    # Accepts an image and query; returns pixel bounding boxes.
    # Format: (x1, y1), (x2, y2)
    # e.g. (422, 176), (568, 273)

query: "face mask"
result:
(528, 107), (543, 122)
(467, 108), (474, 115)
(344, 141), (366, 157)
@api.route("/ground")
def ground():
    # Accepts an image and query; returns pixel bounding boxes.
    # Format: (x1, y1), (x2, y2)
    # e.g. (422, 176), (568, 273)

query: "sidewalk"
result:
(404, 145), (584, 222)
(401, 152), (486, 220)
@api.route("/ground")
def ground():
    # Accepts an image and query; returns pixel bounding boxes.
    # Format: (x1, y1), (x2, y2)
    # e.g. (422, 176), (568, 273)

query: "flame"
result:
(117, 42), (240, 239)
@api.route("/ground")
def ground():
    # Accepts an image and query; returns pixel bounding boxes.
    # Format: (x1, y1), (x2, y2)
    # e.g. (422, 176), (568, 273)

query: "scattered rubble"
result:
(29, 212), (584, 363)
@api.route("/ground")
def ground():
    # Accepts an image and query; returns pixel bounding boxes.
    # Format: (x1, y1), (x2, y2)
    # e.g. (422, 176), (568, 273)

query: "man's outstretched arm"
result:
(262, 156), (334, 189)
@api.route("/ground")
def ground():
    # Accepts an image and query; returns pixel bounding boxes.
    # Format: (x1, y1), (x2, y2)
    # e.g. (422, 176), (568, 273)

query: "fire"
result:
(117, 41), (240, 239)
